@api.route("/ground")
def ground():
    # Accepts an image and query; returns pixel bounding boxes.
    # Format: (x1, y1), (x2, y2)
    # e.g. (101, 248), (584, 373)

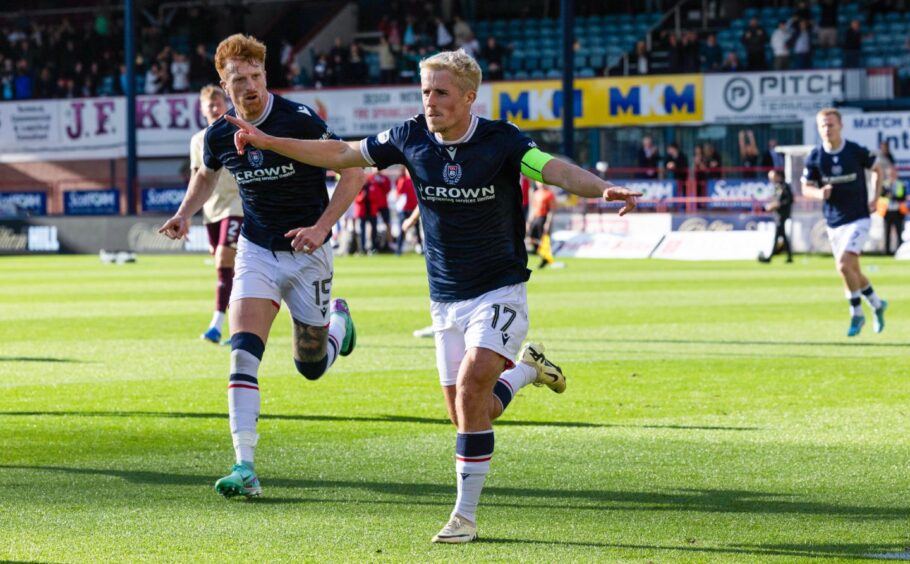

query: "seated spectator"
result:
(722, 51), (742, 72)
(14, 59), (32, 99)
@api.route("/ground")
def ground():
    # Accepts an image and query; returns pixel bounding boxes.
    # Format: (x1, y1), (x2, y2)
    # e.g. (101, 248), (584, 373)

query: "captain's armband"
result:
(520, 148), (555, 182)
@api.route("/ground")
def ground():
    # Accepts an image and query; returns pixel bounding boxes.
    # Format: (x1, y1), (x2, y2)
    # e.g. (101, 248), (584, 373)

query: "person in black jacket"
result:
(761, 169), (793, 263)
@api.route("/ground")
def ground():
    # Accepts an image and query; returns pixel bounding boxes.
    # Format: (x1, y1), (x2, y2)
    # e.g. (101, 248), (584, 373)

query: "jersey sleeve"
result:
(202, 127), (222, 171)
(801, 148), (821, 185)
(504, 122), (552, 181)
(288, 103), (340, 142)
(189, 130), (204, 170)
(858, 143), (877, 169)
(360, 120), (410, 169)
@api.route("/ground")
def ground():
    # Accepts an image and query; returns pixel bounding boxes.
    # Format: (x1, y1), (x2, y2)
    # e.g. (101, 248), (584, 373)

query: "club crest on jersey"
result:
(247, 148), (265, 168)
(443, 163), (463, 185)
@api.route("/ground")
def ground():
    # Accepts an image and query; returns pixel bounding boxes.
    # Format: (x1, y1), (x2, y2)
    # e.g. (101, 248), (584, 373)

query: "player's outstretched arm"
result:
(158, 166), (219, 240)
(224, 114), (369, 170)
(541, 157), (642, 216)
(801, 180), (831, 201)
(285, 166), (366, 253)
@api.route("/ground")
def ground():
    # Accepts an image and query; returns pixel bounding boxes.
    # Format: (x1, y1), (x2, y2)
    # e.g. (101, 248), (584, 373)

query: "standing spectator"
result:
(368, 168), (394, 252)
(722, 51), (742, 72)
(344, 43), (367, 85)
(13, 59), (32, 99)
(700, 33), (723, 72)
(681, 30), (700, 72)
(402, 14), (418, 48)
(144, 61), (162, 94)
(361, 36), (397, 84)
(631, 40), (650, 75)
(704, 143), (722, 179)
(312, 53), (332, 88)
(761, 169), (794, 263)
(33, 65), (54, 99)
(791, 19), (812, 70)
(771, 21), (791, 70)
(395, 167), (420, 255)
(667, 33), (682, 71)
(741, 18), (768, 71)
(761, 138), (785, 171)
(665, 142), (689, 186)
(170, 52), (190, 92)
(452, 15), (473, 47)
(818, 0), (839, 48)
(436, 18), (455, 51)
(877, 140), (896, 181)
(397, 45), (420, 83)
(844, 20), (863, 68)
(481, 37), (507, 80)
(190, 43), (216, 90)
(739, 129), (760, 178)
(329, 37), (347, 80)
(353, 182), (378, 254)
(460, 33), (481, 59)
(637, 135), (661, 179)
(285, 62), (307, 87)
(880, 167), (907, 254)
(693, 144), (708, 198)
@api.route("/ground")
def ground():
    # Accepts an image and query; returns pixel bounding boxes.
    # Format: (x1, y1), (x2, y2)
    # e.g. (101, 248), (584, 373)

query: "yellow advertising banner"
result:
(491, 75), (704, 129)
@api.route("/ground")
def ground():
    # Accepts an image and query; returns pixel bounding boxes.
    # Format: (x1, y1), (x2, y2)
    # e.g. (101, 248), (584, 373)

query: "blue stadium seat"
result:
(530, 69), (545, 79)
(866, 55), (885, 67)
(578, 67), (596, 77)
(545, 69), (562, 78)
(573, 54), (587, 69)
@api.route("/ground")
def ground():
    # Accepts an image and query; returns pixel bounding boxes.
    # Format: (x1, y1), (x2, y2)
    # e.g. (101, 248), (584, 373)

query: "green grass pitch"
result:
(1, 253), (908, 562)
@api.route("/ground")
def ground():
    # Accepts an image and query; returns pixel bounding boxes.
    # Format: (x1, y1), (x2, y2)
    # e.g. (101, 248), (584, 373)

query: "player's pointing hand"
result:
(603, 186), (642, 216)
(224, 114), (269, 155)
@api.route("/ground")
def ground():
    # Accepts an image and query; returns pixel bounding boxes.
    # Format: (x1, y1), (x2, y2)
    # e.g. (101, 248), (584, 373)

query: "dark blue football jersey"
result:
(802, 140), (876, 227)
(203, 93), (337, 250)
(362, 114), (536, 302)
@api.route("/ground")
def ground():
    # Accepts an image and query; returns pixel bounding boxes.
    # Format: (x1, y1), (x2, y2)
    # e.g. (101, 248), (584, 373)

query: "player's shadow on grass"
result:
(0, 410), (611, 429)
(479, 538), (906, 560)
(0, 410), (761, 430)
(3, 465), (906, 521)
(0, 356), (86, 363)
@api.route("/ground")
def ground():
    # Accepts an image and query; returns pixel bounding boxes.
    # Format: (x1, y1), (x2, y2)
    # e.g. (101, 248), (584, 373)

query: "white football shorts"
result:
(431, 283), (530, 387)
(231, 235), (334, 326)
(826, 217), (871, 259)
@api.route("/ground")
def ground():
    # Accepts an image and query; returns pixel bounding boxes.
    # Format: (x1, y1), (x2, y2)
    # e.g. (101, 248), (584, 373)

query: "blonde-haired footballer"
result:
(802, 108), (887, 336)
(224, 48), (640, 543)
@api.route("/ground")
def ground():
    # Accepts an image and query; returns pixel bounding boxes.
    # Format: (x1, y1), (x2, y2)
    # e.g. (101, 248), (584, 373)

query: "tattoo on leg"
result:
(293, 320), (328, 362)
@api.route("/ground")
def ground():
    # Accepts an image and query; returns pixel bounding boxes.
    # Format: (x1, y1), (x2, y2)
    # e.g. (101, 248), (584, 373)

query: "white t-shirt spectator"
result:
(771, 27), (790, 56)
(171, 59), (190, 92)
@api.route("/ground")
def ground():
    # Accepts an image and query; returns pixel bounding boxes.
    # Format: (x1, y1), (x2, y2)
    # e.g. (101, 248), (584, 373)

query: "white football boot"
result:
(432, 513), (477, 544)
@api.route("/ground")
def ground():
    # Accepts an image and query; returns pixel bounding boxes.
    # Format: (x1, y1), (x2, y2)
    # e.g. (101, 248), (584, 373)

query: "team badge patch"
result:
(247, 148), (264, 168)
(443, 162), (463, 185)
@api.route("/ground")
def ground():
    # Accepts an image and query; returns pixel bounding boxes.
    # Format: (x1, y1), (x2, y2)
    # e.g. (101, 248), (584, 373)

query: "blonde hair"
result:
(215, 34), (267, 78)
(419, 49), (482, 93)
(816, 107), (842, 123)
(199, 84), (226, 100)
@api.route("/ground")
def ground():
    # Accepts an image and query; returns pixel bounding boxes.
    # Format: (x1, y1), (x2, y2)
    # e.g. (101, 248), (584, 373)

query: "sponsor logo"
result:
(233, 163), (296, 184)
(416, 184), (495, 203)
(247, 148), (264, 168)
(0, 226), (27, 250)
(142, 188), (185, 213)
(499, 88), (583, 121)
(723, 77), (753, 112)
(0, 192), (47, 215)
(609, 83), (696, 116)
(443, 163), (463, 185)
(64, 189), (119, 215)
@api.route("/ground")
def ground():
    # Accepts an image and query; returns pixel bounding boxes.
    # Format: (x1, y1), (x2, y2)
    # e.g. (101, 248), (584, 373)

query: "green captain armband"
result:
(520, 148), (554, 182)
